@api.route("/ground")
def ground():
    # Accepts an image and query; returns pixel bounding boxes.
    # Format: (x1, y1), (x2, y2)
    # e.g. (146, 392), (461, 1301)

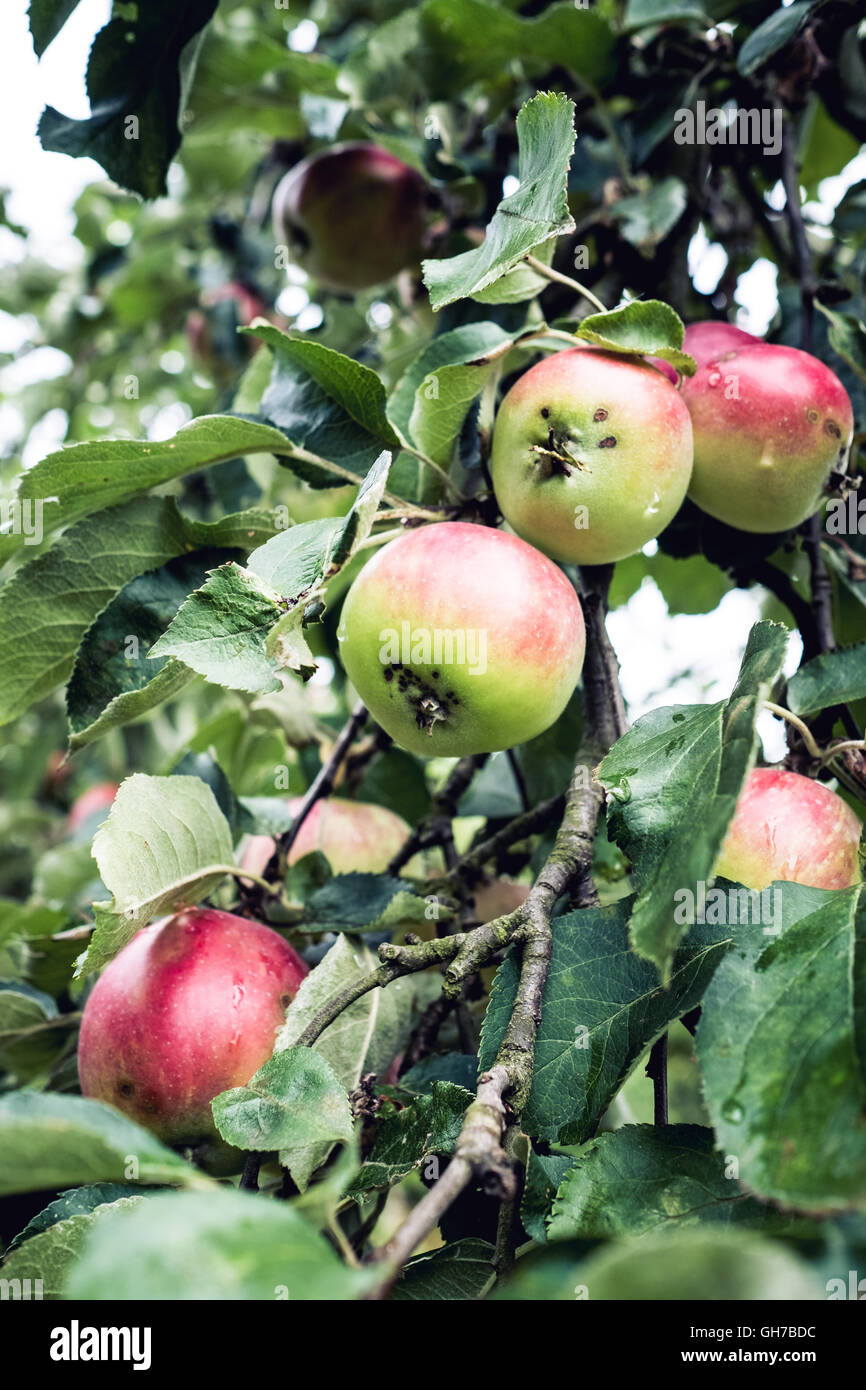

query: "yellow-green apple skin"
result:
(240, 796), (425, 879)
(77, 908), (308, 1144)
(338, 521), (586, 757)
(714, 767), (862, 891)
(272, 142), (428, 292)
(682, 341), (853, 533)
(489, 346), (693, 564)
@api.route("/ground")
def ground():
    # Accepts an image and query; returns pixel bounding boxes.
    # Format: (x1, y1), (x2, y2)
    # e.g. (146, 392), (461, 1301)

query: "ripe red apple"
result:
(67, 782), (118, 834)
(714, 767), (862, 892)
(681, 343), (853, 533)
(77, 908), (308, 1144)
(682, 319), (762, 369)
(489, 347), (694, 564)
(240, 796), (417, 879)
(338, 522), (585, 757)
(272, 142), (428, 292)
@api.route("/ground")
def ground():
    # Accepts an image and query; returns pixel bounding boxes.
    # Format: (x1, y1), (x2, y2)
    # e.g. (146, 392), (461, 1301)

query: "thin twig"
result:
(524, 254), (607, 314)
(387, 754), (488, 874)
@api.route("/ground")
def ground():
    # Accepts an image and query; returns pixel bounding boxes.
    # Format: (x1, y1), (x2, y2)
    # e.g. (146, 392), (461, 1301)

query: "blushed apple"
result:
(272, 142), (428, 292)
(490, 346), (694, 564)
(682, 343), (853, 533)
(67, 782), (118, 834)
(240, 796), (420, 879)
(77, 908), (308, 1144)
(683, 319), (762, 369)
(714, 767), (862, 891)
(338, 521), (586, 756)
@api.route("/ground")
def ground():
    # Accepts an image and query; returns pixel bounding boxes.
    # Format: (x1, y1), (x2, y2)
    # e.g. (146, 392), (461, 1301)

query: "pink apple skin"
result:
(682, 320), (762, 369)
(67, 782), (118, 833)
(272, 142), (428, 292)
(473, 878), (530, 921)
(78, 908), (308, 1144)
(490, 347), (694, 565)
(714, 767), (862, 892)
(338, 521), (586, 757)
(682, 343), (853, 533)
(240, 797), (414, 879)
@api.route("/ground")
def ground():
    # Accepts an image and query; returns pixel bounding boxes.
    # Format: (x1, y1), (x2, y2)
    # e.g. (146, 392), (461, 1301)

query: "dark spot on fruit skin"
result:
(118, 1081), (134, 1098)
(598, 436), (617, 448)
(279, 993), (292, 1011)
(383, 668), (394, 682)
(431, 670), (439, 679)
(594, 408), (608, 422)
(807, 409), (819, 424)
(540, 407), (550, 419)
(825, 419), (842, 439)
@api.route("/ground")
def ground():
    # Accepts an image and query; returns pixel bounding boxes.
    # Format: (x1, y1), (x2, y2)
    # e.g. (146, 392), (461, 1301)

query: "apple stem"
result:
(523, 254), (607, 315)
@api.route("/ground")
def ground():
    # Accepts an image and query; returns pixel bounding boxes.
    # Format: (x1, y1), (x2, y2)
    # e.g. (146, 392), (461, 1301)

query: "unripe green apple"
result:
(77, 908), (308, 1144)
(240, 796), (424, 879)
(272, 142), (428, 292)
(683, 319), (761, 368)
(714, 767), (862, 892)
(338, 521), (585, 757)
(682, 343), (853, 533)
(490, 347), (694, 564)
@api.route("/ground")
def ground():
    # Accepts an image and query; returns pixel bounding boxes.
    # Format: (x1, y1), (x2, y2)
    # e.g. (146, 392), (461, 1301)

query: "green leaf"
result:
(80, 774), (235, 976)
(737, 1), (815, 77)
(38, 2), (219, 199)
(521, 1149), (575, 1243)
(609, 177), (688, 254)
(28, 0), (83, 57)
(0, 979), (57, 1038)
(386, 318), (514, 439)
(300, 874), (429, 934)
(0, 496), (266, 730)
(390, 1238), (495, 1301)
(211, 1047), (354, 1191)
(0, 1197), (144, 1299)
(548, 1126), (805, 1240)
(66, 1188), (377, 1300)
(599, 620), (789, 979)
(247, 325), (399, 485)
(495, 1229), (824, 1300)
(0, 415), (290, 563)
(347, 1082), (473, 1196)
(423, 92), (576, 311)
(278, 934), (440, 1093)
(477, 902), (731, 1143)
(148, 562), (287, 695)
(7, 1183), (146, 1253)
(697, 882), (866, 1212)
(623, 0), (710, 31)
(151, 454), (391, 690)
(65, 550), (231, 752)
(0, 1091), (206, 1195)
(787, 643), (866, 716)
(576, 299), (696, 374)
(816, 303), (866, 385)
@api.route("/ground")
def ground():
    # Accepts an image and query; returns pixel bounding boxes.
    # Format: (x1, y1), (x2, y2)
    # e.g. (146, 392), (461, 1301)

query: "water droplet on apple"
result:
(708, 371), (721, 387)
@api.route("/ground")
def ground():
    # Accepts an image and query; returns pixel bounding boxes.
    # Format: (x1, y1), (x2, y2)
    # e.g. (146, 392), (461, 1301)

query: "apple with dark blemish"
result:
(338, 522), (585, 756)
(489, 346), (694, 564)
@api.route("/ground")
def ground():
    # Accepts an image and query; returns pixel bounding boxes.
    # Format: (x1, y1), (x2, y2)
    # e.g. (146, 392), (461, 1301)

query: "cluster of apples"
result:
(73, 146), (861, 1153)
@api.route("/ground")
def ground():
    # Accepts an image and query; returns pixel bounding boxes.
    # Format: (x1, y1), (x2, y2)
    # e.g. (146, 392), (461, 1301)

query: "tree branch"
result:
(386, 753), (488, 874)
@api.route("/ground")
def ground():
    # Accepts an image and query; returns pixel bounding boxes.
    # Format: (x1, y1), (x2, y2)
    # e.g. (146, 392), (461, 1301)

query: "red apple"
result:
(714, 767), (862, 892)
(77, 908), (308, 1144)
(490, 347), (694, 564)
(683, 319), (762, 369)
(67, 782), (118, 834)
(272, 142), (428, 292)
(240, 796), (416, 879)
(338, 521), (586, 756)
(681, 343), (853, 533)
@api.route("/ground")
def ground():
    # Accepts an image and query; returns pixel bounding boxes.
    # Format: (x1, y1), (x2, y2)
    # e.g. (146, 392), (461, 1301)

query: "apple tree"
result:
(1, 0), (866, 1306)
